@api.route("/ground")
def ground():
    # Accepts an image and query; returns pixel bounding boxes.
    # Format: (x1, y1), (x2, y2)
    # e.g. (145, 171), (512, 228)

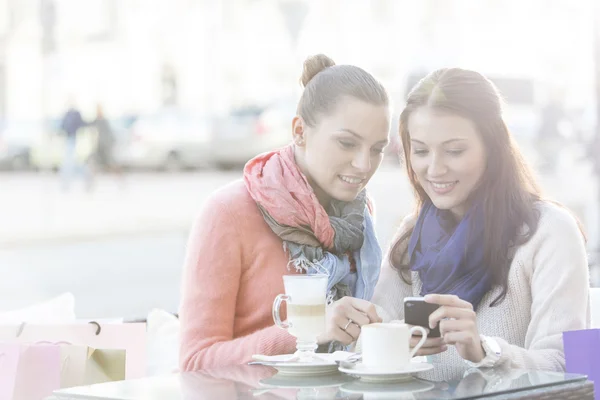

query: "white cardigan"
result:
(371, 201), (590, 372)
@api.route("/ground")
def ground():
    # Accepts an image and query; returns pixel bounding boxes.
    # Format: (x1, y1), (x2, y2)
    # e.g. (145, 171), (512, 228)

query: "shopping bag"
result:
(84, 347), (126, 384)
(0, 343), (22, 400)
(563, 329), (599, 399)
(60, 345), (126, 388)
(0, 342), (128, 399)
(0, 322), (145, 378)
(11, 343), (62, 400)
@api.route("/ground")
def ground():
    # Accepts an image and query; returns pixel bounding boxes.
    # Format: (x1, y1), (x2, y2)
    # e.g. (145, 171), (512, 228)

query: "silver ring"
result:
(343, 319), (353, 331)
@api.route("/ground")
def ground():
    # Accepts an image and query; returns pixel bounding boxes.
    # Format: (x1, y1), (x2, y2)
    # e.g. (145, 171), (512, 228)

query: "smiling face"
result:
(293, 96), (390, 206)
(407, 107), (487, 220)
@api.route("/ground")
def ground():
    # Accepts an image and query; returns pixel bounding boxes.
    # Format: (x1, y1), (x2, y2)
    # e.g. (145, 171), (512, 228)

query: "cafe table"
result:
(50, 363), (594, 400)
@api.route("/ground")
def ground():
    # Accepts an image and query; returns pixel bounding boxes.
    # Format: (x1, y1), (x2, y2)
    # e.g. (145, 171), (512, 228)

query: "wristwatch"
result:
(465, 335), (502, 368)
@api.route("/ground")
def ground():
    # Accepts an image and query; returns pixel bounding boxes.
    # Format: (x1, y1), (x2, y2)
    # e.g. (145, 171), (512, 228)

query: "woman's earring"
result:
(295, 138), (304, 146)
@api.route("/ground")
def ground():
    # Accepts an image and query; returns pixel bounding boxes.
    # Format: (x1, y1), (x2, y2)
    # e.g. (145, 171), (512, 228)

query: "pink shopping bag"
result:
(0, 343), (64, 400)
(0, 323), (146, 379)
(0, 343), (21, 400)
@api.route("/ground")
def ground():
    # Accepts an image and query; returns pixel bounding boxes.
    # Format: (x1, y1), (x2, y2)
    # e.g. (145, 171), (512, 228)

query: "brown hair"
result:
(297, 54), (389, 127)
(390, 68), (544, 306)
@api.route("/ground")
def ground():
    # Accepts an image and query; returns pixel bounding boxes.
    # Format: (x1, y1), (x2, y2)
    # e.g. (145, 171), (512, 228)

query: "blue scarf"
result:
(408, 200), (492, 310)
(302, 208), (382, 301)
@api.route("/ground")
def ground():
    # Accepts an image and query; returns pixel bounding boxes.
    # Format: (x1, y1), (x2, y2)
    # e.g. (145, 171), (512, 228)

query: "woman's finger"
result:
(348, 298), (382, 323)
(442, 331), (474, 345)
(439, 318), (476, 336)
(330, 314), (359, 344)
(429, 306), (476, 328)
(342, 321), (361, 341)
(344, 308), (371, 327)
(331, 327), (355, 345)
(415, 345), (448, 356)
(410, 336), (445, 349)
(424, 294), (473, 310)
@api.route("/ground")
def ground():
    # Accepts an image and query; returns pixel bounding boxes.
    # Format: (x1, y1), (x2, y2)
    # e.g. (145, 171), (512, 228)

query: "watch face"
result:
(483, 337), (501, 356)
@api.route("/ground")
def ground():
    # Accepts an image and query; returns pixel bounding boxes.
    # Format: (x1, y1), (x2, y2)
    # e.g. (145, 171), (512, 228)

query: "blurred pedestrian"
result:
(59, 100), (91, 191)
(91, 104), (126, 189)
(92, 105), (114, 169)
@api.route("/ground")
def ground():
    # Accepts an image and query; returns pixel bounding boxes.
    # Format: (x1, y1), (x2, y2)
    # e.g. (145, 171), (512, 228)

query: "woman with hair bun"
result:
(179, 54), (392, 370)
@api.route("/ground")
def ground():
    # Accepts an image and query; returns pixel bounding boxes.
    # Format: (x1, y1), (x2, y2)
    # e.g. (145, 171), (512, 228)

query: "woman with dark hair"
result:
(372, 68), (589, 371)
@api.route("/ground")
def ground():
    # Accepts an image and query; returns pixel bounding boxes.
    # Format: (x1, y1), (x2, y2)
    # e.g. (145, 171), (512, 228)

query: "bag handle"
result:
(15, 321), (102, 338)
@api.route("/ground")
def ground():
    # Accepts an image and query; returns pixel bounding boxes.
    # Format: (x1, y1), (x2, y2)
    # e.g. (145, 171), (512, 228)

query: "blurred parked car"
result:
(0, 120), (53, 171)
(211, 100), (296, 169)
(121, 109), (211, 171)
(0, 137), (30, 170)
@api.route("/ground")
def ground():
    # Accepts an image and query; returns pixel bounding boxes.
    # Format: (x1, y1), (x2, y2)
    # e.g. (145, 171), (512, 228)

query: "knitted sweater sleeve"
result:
(490, 205), (590, 371)
(178, 193), (296, 371)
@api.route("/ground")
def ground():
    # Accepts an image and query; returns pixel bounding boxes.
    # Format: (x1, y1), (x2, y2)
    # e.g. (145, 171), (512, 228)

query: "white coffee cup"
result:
(361, 322), (428, 370)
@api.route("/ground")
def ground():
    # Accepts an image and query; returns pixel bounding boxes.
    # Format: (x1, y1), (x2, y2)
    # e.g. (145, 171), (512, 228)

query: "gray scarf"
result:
(259, 190), (367, 300)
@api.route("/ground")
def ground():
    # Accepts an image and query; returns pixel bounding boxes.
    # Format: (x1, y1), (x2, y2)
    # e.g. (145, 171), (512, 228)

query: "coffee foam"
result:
(283, 275), (328, 304)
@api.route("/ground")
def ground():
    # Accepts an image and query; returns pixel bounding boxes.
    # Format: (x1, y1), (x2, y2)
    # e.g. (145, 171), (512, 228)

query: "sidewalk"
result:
(0, 165), (414, 248)
(0, 171), (240, 248)
(0, 165), (415, 249)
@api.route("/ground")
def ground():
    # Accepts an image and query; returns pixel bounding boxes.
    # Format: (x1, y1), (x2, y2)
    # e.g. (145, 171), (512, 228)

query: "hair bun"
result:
(300, 54), (335, 88)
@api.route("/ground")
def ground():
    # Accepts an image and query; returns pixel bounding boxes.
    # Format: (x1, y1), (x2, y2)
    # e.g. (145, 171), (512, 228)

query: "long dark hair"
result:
(390, 68), (544, 306)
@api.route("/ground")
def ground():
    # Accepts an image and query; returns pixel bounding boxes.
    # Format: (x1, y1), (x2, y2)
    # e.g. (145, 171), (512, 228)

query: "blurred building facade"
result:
(0, 0), (596, 131)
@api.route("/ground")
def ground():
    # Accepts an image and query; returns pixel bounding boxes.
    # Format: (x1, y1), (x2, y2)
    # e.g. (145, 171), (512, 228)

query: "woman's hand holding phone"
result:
(407, 323), (448, 356)
(404, 296), (448, 357)
(425, 294), (485, 363)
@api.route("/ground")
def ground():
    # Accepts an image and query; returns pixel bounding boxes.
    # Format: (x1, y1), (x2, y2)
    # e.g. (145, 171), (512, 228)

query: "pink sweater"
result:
(179, 180), (298, 371)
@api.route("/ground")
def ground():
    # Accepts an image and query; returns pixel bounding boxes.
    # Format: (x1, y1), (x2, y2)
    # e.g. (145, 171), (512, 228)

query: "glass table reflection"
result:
(53, 363), (593, 400)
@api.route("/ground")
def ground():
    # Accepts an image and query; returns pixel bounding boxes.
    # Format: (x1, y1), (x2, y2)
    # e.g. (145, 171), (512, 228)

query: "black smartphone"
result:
(404, 297), (441, 338)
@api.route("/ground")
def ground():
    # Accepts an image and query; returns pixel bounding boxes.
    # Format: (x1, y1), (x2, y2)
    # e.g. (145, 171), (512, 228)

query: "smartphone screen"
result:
(404, 297), (441, 338)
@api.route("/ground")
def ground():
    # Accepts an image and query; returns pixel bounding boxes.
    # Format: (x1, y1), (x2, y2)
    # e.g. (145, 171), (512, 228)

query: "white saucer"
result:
(251, 352), (361, 376)
(338, 362), (434, 382)
(251, 355), (339, 376)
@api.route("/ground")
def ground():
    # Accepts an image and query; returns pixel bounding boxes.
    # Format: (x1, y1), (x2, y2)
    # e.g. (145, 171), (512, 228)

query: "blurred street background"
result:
(1, 0), (600, 319)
